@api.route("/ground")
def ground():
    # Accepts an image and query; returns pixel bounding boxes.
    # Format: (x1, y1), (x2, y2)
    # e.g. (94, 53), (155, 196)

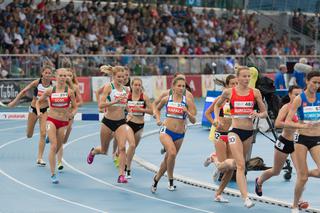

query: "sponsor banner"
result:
(152, 76), (167, 99)
(201, 74), (215, 97)
(0, 112), (102, 121)
(167, 75), (202, 97)
(77, 77), (91, 102)
(0, 112), (28, 120)
(139, 76), (154, 99)
(0, 78), (35, 103)
(91, 77), (111, 102)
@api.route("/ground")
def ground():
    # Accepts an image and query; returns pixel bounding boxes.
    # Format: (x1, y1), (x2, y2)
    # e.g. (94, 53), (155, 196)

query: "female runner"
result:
(151, 76), (196, 192)
(215, 66), (267, 208)
(8, 66), (53, 166)
(36, 68), (78, 183)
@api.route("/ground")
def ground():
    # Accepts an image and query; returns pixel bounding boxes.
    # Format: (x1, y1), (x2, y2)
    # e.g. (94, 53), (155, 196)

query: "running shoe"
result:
(298, 201), (309, 209)
(167, 181), (177, 191)
(126, 170), (132, 179)
(87, 148), (95, 164)
(203, 156), (212, 167)
(58, 162), (64, 172)
(255, 177), (263, 196)
(117, 175), (128, 183)
(151, 175), (158, 193)
(151, 185), (157, 193)
(51, 174), (59, 184)
(36, 159), (46, 167)
(214, 195), (229, 203)
(45, 136), (50, 144)
(160, 147), (166, 155)
(244, 197), (255, 208)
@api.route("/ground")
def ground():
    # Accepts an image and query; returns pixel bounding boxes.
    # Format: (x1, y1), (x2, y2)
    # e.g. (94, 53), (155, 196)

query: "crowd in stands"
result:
(0, 0), (316, 76)
(291, 9), (319, 39)
(0, 0), (313, 56)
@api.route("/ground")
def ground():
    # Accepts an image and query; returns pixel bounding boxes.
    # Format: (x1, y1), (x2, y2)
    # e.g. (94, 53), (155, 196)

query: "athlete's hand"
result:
(182, 106), (188, 113)
(156, 120), (162, 126)
(37, 112), (43, 119)
(67, 112), (75, 120)
(250, 111), (259, 119)
(126, 114), (133, 122)
(213, 118), (220, 128)
(305, 122), (320, 128)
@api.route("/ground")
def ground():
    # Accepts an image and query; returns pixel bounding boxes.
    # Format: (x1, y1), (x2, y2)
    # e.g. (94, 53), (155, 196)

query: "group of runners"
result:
(6, 63), (320, 212)
(204, 66), (320, 212)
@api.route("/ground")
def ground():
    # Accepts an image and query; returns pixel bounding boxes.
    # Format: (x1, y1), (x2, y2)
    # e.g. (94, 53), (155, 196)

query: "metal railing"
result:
(1, 54), (320, 77)
(247, 0), (320, 13)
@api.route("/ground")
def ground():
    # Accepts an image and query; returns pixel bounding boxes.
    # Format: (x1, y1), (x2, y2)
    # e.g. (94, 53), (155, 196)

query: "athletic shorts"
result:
(160, 126), (185, 142)
(29, 106), (49, 115)
(228, 128), (254, 144)
(275, 135), (294, 154)
(47, 116), (69, 129)
(102, 117), (126, 132)
(127, 121), (144, 134)
(296, 134), (320, 150)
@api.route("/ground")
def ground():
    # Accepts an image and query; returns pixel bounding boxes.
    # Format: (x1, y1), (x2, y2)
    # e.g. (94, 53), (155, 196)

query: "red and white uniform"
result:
(127, 92), (146, 116)
(230, 87), (255, 118)
(49, 86), (71, 109)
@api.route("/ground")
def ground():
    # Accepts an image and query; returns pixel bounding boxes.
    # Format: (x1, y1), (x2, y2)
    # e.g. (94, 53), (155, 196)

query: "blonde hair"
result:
(100, 65), (124, 76)
(235, 66), (249, 76)
(56, 68), (67, 74)
(172, 76), (186, 86)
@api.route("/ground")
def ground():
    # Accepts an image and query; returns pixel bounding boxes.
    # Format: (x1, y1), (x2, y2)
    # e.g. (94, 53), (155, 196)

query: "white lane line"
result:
(64, 133), (216, 213)
(0, 125), (108, 213)
(0, 136), (32, 148)
(0, 169), (107, 213)
(0, 125), (26, 132)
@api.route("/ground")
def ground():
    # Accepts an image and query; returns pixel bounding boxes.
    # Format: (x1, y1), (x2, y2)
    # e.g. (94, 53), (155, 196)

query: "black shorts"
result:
(296, 134), (320, 150)
(275, 135), (294, 154)
(229, 128), (254, 143)
(127, 121), (144, 134)
(29, 106), (48, 115)
(101, 117), (126, 132)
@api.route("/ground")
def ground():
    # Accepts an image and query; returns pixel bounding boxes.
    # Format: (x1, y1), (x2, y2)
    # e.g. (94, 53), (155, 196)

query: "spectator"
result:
(274, 64), (287, 89)
(291, 58), (309, 89)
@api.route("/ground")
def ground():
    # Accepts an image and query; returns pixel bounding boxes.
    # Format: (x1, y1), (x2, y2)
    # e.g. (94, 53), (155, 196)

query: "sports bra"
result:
(49, 86), (70, 108)
(107, 82), (127, 107)
(165, 94), (187, 120)
(34, 78), (52, 99)
(127, 92), (146, 116)
(230, 87), (255, 118)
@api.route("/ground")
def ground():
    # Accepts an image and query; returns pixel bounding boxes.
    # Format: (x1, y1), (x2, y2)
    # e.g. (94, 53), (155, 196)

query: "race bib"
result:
(46, 123), (51, 131)
(228, 135), (236, 144)
(293, 133), (299, 143)
(214, 132), (221, 140)
(159, 126), (166, 134)
(275, 139), (285, 150)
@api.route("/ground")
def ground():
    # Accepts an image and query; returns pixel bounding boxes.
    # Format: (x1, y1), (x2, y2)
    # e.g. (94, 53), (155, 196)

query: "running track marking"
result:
(0, 125), (26, 132)
(64, 133), (216, 213)
(0, 123), (107, 213)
